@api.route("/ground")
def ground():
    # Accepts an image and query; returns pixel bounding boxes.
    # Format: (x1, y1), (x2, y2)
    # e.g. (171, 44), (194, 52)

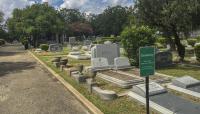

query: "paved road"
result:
(0, 44), (90, 114)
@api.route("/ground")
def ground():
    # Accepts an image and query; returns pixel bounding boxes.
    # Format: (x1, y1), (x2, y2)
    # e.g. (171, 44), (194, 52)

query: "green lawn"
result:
(33, 51), (158, 114)
(157, 65), (200, 80)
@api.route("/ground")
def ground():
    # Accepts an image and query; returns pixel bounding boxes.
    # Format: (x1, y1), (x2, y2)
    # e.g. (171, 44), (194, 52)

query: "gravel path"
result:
(0, 44), (90, 114)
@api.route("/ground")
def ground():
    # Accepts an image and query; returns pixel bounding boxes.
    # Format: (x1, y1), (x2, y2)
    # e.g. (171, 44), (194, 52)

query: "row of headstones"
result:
(91, 42), (173, 69)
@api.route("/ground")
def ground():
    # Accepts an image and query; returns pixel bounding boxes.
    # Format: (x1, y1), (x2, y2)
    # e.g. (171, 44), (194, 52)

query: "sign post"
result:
(139, 47), (155, 114)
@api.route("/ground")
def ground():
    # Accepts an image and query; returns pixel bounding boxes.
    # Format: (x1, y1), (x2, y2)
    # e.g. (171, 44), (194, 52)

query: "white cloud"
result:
(60, 0), (88, 9)
(59, 0), (133, 14)
(0, 0), (35, 19)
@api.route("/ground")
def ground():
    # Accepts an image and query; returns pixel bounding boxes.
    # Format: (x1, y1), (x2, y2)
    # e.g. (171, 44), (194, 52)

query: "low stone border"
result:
(128, 92), (174, 114)
(28, 51), (103, 114)
(167, 83), (200, 99)
(178, 63), (200, 68)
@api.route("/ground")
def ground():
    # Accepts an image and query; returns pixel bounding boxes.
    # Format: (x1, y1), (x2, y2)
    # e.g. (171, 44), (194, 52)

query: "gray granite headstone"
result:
(49, 44), (63, 52)
(156, 51), (172, 68)
(172, 76), (200, 88)
(83, 40), (92, 46)
(91, 43), (120, 65)
(69, 37), (76, 45)
(132, 82), (167, 97)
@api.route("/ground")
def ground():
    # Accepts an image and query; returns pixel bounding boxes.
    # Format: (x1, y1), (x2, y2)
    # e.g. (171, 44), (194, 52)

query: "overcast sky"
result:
(0, 0), (134, 19)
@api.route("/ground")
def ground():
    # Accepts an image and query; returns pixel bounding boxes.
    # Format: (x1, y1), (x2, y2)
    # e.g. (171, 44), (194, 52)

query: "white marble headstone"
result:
(114, 57), (131, 69)
(172, 76), (200, 88)
(91, 58), (110, 70)
(132, 82), (167, 97)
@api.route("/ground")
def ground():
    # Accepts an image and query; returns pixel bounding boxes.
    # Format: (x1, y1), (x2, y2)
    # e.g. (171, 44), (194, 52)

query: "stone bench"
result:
(92, 87), (117, 100)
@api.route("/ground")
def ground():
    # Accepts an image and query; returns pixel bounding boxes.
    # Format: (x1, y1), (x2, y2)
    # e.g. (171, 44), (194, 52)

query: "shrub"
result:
(40, 44), (49, 51)
(155, 42), (165, 49)
(121, 25), (156, 66)
(156, 37), (167, 45)
(0, 39), (5, 45)
(195, 44), (200, 62)
(187, 39), (197, 47)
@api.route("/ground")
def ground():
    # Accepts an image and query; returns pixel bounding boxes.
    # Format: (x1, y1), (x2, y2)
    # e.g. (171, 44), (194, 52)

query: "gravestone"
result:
(172, 76), (200, 88)
(132, 82), (167, 97)
(114, 57), (131, 69)
(69, 37), (76, 45)
(156, 51), (172, 68)
(83, 40), (92, 46)
(91, 58), (110, 70)
(91, 43), (120, 65)
(49, 44), (63, 52)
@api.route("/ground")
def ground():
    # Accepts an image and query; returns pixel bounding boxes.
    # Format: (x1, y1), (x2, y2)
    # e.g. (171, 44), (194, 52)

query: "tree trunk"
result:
(172, 28), (185, 61)
(168, 37), (176, 51)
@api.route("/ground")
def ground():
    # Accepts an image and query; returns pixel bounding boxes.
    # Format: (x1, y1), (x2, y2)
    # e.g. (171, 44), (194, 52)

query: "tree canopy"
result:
(135, 0), (200, 60)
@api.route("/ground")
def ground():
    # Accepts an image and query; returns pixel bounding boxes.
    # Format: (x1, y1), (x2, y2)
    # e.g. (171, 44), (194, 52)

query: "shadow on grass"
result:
(0, 62), (36, 77)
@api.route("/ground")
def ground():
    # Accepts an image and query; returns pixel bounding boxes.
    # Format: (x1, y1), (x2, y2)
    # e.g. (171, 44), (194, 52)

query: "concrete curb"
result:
(28, 51), (104, 114)
(167, 83), (200, 99)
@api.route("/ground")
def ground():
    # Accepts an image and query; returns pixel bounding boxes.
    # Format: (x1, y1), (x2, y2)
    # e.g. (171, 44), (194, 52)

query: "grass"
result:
(157, 65), (200, 80)
(33, 50), (158, 114)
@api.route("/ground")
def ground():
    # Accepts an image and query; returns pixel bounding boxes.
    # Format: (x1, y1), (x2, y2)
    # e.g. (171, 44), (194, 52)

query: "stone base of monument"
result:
(92, 87), (118, 100)
(67, 54), (90, 60)
(71, 71), (86, 83)
(167, 76), (200, 98)
(63, 67), (77, 77)
(97, 71), (144, 88)
(129, 82), (200, 114)
(86, 78), (98, 93)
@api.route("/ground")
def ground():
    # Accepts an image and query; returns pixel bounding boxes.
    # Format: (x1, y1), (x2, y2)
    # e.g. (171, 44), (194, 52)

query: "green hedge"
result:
(0, 39), (5, 46)
(187, 39), (197, 47)
(40, 44), (49, 51)
(96, 36), (121, 44)
(195, 44), (200, 62)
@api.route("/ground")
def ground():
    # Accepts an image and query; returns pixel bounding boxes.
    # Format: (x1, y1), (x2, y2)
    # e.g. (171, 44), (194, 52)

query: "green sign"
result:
(139, 47), (155, 77)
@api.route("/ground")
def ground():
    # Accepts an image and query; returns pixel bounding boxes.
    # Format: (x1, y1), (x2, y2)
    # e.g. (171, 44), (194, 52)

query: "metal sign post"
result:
(139, 47), (155, 114)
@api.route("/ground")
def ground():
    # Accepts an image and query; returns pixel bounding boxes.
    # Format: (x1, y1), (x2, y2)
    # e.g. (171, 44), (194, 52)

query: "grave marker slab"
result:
(156, 51), (172, 68)
(114, 57), (131, 69)
(172, 76), (200, 88)
(132, 82), (167, 97)
(69, 37), (76, 45)
(49, 44), (63, 52)
(91, 58), (110, 71)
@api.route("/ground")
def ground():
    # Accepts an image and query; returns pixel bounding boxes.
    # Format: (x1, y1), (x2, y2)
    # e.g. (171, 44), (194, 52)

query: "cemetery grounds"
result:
(31, 46), (200, 114)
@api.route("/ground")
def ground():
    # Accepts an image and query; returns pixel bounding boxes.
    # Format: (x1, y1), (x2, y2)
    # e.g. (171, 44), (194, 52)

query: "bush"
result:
(40, 44), (49, 51)
(121, 25), (156, 66)
(96, 36), (121, 44)
(187, 39), (197, 47)
(0, 39), (5, 46)
(195, 44), (200, 62)
(156, 37), (167, 45)
(155, 42), (165, 49)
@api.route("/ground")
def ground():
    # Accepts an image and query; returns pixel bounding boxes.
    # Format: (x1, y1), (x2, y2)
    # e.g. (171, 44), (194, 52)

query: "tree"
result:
(7, 4), (65, 47)
(121, 25), (156, 66)
(89, 6), (130, 36)
(135, 0), (200, 61)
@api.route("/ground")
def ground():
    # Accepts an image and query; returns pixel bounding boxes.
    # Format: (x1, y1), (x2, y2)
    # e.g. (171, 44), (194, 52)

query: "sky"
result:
(0, 0), (134, 19)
